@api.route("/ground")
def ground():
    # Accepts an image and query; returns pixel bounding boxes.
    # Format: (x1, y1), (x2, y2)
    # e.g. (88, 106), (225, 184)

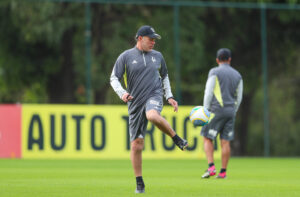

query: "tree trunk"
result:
(48, 26), (76, 103)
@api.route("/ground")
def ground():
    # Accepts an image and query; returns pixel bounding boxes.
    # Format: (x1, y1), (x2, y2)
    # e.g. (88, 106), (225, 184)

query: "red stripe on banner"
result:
(0, 104), (21, 158)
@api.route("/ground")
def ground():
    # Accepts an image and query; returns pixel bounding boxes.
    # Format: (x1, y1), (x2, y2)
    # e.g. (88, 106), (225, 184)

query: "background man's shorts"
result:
(129, 94), (163, 142)
(201, 114), (235, 141)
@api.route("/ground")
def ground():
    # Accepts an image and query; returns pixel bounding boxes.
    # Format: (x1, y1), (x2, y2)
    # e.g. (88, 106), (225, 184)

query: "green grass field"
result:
(0, 158), (299, 197)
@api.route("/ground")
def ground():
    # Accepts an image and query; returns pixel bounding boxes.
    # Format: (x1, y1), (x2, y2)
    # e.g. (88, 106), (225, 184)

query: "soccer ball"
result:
(189, 106), (210, 126)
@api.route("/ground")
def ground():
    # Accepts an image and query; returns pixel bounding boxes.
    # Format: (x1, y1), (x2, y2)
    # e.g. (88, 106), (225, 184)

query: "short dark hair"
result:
(216, 48), (231, 61)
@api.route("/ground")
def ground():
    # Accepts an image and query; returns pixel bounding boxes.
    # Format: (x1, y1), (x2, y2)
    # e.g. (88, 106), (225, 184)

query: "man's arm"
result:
(110, 67), (127, 99)
(162, 75), (173, 100)
(159, 53), (178, 112)
(110, 68), (134, 103)
(110, 53), (133, 103)
(159, 53), (174, 100)
(235, 79), (243, 113)
(162, 76), (178, 112)
(203, 75), (216, 110)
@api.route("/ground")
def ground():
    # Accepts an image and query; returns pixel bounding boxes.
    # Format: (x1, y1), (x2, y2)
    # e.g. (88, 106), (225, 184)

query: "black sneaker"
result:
(175, 138), (188, 151)
(135, 183), (145, 193)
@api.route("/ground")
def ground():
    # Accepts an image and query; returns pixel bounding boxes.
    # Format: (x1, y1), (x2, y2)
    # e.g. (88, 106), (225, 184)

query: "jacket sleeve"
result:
(235, 79), (243, 112)
(162, 75), (173, 100)
(203, 75), (216, 110)
(110, 52), (127, 99)
(160, 53), (173, 100)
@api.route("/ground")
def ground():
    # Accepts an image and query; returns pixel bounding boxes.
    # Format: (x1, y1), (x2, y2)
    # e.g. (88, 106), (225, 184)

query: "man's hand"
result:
(168, 97), (178, 112)
(122, 93), (134, 103)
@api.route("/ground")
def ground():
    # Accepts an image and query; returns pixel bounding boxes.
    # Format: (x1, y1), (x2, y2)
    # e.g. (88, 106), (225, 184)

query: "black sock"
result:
(220, 168), (226, 173)
(172, 135), (181, 143)
(209, 162), (215, 168)
(136, 176), (144, 186)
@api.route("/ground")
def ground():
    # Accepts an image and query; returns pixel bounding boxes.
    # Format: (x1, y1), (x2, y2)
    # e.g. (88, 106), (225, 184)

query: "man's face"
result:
(140, 36), (156, 52)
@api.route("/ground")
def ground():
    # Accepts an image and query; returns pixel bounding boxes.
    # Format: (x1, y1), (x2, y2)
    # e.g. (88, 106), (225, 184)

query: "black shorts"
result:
(201, 113), (235, 141)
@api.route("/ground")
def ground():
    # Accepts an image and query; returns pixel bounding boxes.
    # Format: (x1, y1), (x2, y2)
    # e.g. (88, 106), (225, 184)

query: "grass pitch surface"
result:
(0, 158), (299, 197)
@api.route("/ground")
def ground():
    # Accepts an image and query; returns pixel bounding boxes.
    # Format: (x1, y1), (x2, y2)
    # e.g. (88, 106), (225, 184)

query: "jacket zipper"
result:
(142, 52), (146, 66)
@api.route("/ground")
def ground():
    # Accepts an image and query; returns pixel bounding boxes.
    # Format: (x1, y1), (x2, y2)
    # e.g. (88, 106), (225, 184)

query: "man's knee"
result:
(220, 139), (230, 148)
(146, 110), (160, 123)
(204, 137), (213, 143)
(131, 138), (144, 152)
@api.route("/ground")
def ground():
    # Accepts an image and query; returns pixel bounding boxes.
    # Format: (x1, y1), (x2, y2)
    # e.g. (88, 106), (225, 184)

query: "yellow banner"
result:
(22, 105), (221, 159)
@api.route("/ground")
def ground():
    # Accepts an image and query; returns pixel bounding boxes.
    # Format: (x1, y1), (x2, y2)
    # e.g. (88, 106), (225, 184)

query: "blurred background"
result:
(0, 0), (299, 157)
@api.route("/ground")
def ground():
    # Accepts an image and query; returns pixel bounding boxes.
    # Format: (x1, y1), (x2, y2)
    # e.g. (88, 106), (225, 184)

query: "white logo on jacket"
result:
(151, 57), (156, 62)
(132, 60), (137, 64)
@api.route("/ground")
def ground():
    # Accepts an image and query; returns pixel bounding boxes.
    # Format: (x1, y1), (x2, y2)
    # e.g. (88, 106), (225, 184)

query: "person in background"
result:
(201, 48), (243, 179)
